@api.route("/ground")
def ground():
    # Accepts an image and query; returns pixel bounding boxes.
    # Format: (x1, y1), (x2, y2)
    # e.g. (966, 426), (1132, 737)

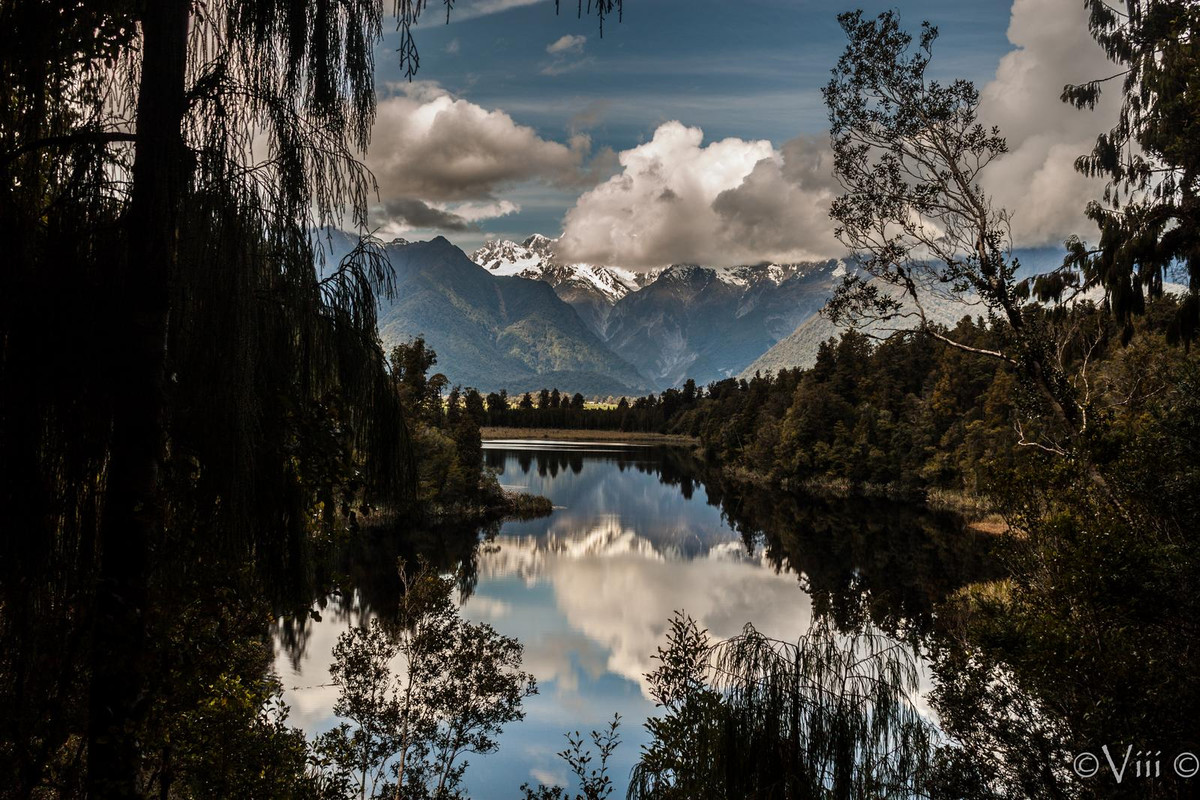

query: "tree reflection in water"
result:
(271, 443), (1000, 798)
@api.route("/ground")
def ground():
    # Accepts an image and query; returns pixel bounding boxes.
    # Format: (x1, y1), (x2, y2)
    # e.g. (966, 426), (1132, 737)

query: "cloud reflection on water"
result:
(274, 446), (818, 797)
(465, 519), (813, 700)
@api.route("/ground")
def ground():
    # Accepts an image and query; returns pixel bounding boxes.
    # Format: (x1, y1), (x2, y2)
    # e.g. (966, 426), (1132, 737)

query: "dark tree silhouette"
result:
(822, 11), (1101, 469)
(0, 0), (624, 794)
(1059, 0), (1200, 345)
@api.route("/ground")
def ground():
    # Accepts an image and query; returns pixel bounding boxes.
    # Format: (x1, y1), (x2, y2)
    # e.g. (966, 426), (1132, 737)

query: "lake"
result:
(273, 440), (992, 798)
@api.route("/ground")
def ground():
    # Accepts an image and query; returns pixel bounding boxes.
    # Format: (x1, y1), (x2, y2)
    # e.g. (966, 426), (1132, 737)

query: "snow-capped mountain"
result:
(604, 260), (848, 388)
(652, 262), (819, 294)
(472, 234), (661, 294)
(471, 235), (662, 334)
(316, 231), (648, 395)
(470, 234), (853, 389)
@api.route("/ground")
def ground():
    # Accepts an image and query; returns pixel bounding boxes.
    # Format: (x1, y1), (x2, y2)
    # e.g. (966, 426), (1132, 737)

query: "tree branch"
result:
(3, 130), (137, 165)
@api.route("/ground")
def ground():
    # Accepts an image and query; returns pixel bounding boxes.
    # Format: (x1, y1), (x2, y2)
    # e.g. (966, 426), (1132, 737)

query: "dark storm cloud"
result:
(382, 198), (480, 232)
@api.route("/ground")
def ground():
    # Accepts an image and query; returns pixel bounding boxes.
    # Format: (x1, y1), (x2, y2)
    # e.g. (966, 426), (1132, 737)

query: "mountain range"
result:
(471, 234), (661, 334)
(317, 232), (648, 395)
(317, 231), (1082, 396)
(738, 248), (1185, 378)
(740, 278), (986, 377)
(472, 235), (846, 389)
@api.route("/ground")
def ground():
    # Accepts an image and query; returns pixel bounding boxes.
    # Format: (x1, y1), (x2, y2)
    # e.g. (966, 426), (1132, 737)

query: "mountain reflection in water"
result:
(272, 442), (996, 799)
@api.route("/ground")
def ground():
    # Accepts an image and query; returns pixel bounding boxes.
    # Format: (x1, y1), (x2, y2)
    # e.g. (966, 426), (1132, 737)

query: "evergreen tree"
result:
(1060, 0), (1200, 344)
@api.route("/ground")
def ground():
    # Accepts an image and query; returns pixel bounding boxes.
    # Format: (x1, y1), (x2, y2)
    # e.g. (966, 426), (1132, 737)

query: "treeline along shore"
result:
(471, 296), (1194, 514)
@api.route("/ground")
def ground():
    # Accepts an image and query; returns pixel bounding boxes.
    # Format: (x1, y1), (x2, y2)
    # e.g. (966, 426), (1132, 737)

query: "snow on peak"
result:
(471, 237), (549, 278)
(714, 266), (752, 287)
(471, 236), (664, 304)
(470, 236), (838, 302)
(656, 262), (818, 291)
(608, 266), (665, 290)
(522, 233), (555, 251)
(661, 264), (707, 281)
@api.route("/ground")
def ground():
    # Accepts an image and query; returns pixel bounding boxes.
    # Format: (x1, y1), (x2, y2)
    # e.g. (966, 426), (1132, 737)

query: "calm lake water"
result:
(272, 440), (989, 798)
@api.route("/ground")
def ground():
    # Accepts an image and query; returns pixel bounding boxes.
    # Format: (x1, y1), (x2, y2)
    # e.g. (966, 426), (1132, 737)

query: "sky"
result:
(359, 0), (1120, 267)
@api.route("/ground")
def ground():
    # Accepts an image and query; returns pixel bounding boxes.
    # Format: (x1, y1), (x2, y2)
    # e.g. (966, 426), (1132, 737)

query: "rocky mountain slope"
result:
(471, 235), (846, 389)
(319, 231), (1092, 394)
(471, 235), (661, 334)
(738, 251), (1162, 378)
(740, 277), (986, 376)
(317, 232), (648, 395)
(603, 261), (845, 388)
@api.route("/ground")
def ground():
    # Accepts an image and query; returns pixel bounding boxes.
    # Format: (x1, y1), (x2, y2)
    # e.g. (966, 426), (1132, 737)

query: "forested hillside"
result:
(493, 296), (1196, 507)
(319, 233), (649, 395)
(603, 261), (841, 387)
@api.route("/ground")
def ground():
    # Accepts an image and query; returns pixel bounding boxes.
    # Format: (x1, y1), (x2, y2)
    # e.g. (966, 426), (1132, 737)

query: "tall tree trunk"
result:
(87, 1), (189, 796)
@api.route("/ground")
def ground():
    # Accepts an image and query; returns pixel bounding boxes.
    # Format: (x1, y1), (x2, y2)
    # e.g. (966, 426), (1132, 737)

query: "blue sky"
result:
(358, 0), (1116, 265)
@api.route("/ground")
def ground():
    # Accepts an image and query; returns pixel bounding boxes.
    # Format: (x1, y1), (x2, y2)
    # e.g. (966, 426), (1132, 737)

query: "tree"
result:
(681, 379), (697, 404)
(486, 391), (507, 421)
(822, 11), (1087, 460)
(320, 621), (404, 800)
(392, 338), (441, 421)
(463, 389), (487, 427)
(1, 0), (414, 790)
(1060, 0), (1200, 345)
(520, 716), (622, 800)
(1, 0), (624, 792)
(628, 613), (934, 799)
(314, 561), (536, 800)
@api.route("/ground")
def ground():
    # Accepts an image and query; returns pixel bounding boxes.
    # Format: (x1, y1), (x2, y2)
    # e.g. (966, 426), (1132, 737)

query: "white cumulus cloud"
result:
(555, 0), (1122, 266)
(546, 34), (586, 55)
(558, 122), (842, 268)
(979, 0), (1121, 247)
(364, 0), (1118, 261)
(368, 84), (608, 204)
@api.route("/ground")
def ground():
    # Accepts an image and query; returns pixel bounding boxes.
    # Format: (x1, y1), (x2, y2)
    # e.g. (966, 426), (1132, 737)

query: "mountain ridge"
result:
(472, 235), (662, 334)
(471, 235), (847, 388)
(317, 232), (649, 395)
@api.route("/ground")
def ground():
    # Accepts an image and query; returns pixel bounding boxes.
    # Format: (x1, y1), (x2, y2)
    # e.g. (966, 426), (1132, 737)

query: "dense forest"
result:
(487, 295), (1195, 502)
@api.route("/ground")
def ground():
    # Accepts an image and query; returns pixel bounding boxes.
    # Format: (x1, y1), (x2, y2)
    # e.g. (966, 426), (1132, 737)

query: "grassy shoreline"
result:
(481, 427), (699, 445)
(722, 465), (1012, 533)
(482, 428), (1012, 533)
